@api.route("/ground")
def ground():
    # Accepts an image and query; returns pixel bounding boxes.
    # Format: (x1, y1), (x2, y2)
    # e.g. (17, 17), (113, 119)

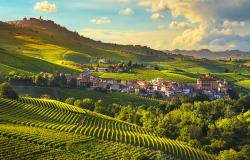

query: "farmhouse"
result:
(77, 75), (99, 87)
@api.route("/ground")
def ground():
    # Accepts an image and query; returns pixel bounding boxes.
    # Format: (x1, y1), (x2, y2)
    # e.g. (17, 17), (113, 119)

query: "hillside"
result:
(1, 18), (172, 65)
(1, 17), (250, 91)
(165, 49), (250, 60)
(0, 97), (216, 160)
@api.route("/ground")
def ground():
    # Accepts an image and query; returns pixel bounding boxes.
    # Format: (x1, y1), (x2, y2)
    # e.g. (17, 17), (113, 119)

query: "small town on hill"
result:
(64, 70), (229, 100)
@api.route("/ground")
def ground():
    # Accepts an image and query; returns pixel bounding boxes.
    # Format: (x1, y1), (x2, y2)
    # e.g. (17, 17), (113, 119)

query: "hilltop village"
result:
(6, 57), (230, 101)
(63, 69), (229, 100)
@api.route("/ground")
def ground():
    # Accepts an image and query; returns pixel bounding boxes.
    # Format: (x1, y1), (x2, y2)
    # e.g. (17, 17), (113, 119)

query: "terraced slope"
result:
(0, 124), (163, 160)
(0, 97), (216, 160)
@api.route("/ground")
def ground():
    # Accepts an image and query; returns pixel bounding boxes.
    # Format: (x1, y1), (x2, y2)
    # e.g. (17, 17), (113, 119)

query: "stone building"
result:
(197, 73), (229, 93)
(197, 73), (218, 90)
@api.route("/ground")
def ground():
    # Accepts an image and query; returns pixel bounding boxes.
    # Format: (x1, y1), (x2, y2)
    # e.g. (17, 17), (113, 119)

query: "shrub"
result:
(74, 99), (84, 108)
(0, 82), (18, 99)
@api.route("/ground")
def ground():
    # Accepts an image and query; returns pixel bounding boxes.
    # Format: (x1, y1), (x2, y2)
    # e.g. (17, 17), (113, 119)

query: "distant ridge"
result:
(164, 49), (250, 60)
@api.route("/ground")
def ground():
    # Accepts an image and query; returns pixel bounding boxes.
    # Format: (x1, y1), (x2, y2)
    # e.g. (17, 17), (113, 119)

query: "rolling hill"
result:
(0, 97), (216, 160)
(165, 49), (250, 60)
(0, 17), (250, 91)
(1, 18), (173, 68)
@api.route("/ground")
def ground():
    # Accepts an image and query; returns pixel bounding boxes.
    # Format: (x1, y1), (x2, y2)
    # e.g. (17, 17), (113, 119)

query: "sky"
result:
(0, 0), (250, 51)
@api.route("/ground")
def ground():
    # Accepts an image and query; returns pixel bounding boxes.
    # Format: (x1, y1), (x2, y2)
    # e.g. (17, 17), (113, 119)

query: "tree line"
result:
(5, 71), (78, 88)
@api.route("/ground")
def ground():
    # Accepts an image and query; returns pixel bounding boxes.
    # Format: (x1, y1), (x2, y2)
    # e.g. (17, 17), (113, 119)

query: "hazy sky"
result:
(0, 0), (250, 51)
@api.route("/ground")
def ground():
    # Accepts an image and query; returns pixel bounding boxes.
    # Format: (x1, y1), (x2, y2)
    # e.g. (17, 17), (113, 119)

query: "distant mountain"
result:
(164, 49), (250, 60)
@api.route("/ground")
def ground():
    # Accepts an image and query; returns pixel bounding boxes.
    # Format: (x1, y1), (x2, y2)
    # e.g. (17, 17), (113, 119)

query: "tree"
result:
(228, 88), (239, 100)
(0, 83), (19, 99)
(34, 74), (48, 86)
(218, 149), (245, 160)
(237, 94), (250, 111)
(69, 78), (77, 88)
(50, 72), (60, 87)
(65, 97), (75, 105)
(127, 60), (132, 67)
(60, 74), (67, 87)
(74, 99), (83, 108)
(82, 98), (94, 110)
(94, 99), (107, 114)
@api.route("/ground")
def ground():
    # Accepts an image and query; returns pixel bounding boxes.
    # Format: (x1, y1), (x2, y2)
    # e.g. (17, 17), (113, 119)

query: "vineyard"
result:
(0, 97), (216, 160)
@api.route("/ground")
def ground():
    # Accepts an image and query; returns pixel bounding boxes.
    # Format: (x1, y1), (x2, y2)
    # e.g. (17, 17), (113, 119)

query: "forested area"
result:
(65, 93), (250, 159)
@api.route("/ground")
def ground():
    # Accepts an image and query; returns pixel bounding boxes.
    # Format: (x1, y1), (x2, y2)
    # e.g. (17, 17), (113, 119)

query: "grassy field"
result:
(0, 48), (79, 74)
(236, 80), (250, 89)
(14, 86), (162, 107)
(97, 69), (197, 83)
(151, 58), (250, 74)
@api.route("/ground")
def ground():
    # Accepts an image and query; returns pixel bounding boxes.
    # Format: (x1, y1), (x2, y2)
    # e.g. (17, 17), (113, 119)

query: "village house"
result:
(77, 74), (99, 88)
(197, 73), (218, 90)
(77, 70), (99, 87)
(98, 58), (109, 64)
(197, 73), (229, 99)
(121, 80), (139, 93)
(65, 74), (78, 82)
(82, 65), (89, 71)
(197, 73), (229, 92)
(95, 66), (109, 72)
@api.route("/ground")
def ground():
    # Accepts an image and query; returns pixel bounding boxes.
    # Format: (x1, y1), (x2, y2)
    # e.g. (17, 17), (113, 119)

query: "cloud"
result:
(138, 0), (250, 51)
(151, 13), (164, 20)
(169, 21), (193, 30)
(201, 34), (250, 51)
(90, 17), (111, 25)
(119, 8), (134, 15)
(34, 1), (56, 12)
(223, 20), (245, 28)
(211, 28), (234, 36)
(119, 0), (130, 3)
(170, 26), (206, 50)
(80, 28), (179, 50)
(138, 0), (152, 7)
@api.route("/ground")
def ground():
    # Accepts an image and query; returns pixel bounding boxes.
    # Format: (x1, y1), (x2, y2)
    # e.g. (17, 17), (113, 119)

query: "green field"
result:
(0, 97), (216, 160)
(97, 69), (197, 83)
(236, 80), (250, 89)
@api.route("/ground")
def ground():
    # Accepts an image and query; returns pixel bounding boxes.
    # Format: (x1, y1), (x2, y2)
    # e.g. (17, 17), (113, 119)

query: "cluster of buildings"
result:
(65, 71), (230, 100)
(197, 73), (229, 99)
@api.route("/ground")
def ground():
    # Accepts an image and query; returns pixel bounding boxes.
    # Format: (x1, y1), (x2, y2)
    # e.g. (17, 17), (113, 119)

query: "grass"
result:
(0, 64), (29, 76)
(0, 48), (79, 74)
(151, 57), (250, 74)
(236, 80), (250, 89)
(98, 69), (196, 82)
